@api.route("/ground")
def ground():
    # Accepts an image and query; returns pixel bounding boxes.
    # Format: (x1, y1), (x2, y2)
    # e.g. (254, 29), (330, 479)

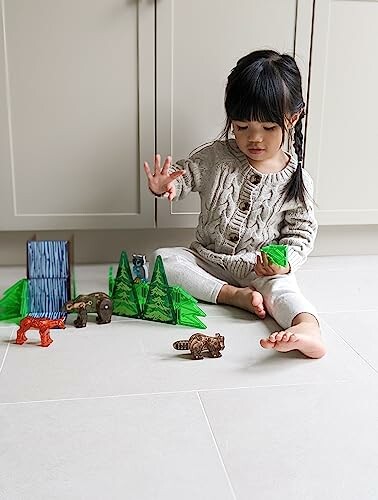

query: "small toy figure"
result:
(173, 333), (225, 360)
(132, 254), (148, 283)
(63, 292), (112, 328)
(16, 316), (66, 347)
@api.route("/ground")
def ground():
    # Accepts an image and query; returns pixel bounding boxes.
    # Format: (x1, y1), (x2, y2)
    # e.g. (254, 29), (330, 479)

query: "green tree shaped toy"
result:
(142, 256), (176, 324)
(111, 251), (142, 318)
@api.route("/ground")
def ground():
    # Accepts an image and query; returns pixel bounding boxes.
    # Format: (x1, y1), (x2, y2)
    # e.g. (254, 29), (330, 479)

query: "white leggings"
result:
(150, 246), (319, 330)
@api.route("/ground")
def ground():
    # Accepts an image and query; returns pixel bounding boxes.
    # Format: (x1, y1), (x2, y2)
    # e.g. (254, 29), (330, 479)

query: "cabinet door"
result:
(305, 0), (378, 224)
(156, 0), (313, 228)
(0, 0), (155, 230)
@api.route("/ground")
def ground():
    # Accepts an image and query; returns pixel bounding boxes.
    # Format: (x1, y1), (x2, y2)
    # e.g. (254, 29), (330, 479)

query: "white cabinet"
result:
(305, 0), (378, 224)
(0, 0), (313, 232)
(0, 0), (155, 230)
(156, 0), (314, 227)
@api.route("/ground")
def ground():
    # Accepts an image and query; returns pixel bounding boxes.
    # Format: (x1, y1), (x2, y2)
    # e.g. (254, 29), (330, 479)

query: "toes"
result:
(269, 331), (284, 342)
(281, 332), (298, 343)
(251, 291), (263, 307)
(260, 338), (275, 349)
(276, 331), (287, 342)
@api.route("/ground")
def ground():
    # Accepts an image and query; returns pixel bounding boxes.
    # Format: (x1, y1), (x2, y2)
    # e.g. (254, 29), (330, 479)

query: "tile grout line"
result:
(321, 320), (378, 375)
(196, 391), (238, 500)
(0, 328), (14, 376)
(0, 380), (351, 407)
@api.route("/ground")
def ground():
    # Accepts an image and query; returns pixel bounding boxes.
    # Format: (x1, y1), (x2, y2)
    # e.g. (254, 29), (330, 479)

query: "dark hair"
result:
(221, 49), (310, 206)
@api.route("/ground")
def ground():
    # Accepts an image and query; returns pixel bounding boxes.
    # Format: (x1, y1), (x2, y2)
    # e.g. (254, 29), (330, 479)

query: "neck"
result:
(247, 150), (290, 173)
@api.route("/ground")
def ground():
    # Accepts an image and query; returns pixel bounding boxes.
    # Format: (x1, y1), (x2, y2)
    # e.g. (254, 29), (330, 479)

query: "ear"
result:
(288, 109), (304, 129)
(289, 113), (300, 128)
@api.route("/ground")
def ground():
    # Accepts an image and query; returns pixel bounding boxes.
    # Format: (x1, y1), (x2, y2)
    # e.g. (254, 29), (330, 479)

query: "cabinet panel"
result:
(156, 0), (311, 227)
(305, 0), (378, 224)
(0, 0), (155, 230)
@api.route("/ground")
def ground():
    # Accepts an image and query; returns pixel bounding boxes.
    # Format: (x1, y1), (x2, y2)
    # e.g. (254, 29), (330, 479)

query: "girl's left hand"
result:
(254, 253), (290, 277)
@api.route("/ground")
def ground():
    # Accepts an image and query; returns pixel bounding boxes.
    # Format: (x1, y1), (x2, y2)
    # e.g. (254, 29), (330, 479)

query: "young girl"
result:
(144, 49), (326, 359)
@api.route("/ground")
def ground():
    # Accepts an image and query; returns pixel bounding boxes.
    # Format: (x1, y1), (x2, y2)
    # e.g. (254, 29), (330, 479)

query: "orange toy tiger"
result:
(16, 317), (66, 347)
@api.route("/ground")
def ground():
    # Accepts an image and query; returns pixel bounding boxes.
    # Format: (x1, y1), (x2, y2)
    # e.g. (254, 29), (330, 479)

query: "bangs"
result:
(225, 62), (287, 127)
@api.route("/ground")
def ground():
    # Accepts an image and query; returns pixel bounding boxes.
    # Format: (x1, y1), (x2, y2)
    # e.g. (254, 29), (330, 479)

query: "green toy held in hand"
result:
(260, 244), (288, 267)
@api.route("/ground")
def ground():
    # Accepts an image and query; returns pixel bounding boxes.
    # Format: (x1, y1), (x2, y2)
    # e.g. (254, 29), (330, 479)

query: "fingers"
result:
(161, 156), (171, 175)
(154, 154), (174, 175)
(254, 255), (265, 276)
(255, 254), (275, 277)
(261, 252), (277, 274)
(167, 185), (176, 201)
(146, 154), (184, 179)
(154, 154), (161, 175)
(169, 169), (186, 180)
(144, 154), (182, 202)
(262, 252), (274, 271)
(143, 161), (153, 180)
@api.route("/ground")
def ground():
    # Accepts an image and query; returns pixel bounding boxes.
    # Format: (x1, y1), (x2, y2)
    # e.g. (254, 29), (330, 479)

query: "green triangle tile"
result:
(170, 285), (207, 328)
(261, 244), (288, 267)
(134, 281), (150, 312)
(111, 251), (142, 318)
(0, 279), (29, 324)
(142, 256), (176, 324)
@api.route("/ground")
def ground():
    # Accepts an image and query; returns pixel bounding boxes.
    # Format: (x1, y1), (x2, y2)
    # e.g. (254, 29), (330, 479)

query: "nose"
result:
(248, 132), (263, 143)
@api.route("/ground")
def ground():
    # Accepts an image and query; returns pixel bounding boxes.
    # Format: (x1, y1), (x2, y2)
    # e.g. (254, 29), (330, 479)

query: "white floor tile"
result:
(0, 392), (234, 500)
(296, 267), (378, 312)
(300, 254), (378, 271)
(321, 311), (378, 372)
(0, 315), (373, 404)
(200, 382), (378, 500)
(1, 257), (378, 498)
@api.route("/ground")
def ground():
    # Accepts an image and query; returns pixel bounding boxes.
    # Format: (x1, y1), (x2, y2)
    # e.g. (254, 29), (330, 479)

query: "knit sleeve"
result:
(168, 146), (213, 200)
(278, 172), (318, 273)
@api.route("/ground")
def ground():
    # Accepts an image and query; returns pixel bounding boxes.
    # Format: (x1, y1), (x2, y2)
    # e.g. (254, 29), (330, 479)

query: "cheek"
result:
(236, 132), (249, 144)
(268, 131), (284, 147)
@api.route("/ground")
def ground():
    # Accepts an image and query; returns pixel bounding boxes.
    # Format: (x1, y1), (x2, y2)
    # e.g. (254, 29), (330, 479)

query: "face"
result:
(232, 120), (285, 164)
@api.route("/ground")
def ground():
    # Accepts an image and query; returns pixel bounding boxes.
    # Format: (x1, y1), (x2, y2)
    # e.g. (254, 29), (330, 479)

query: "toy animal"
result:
(173, 333), (225, 360)
(132, 254), (148, 282)
(63, 292), (112, 328)
(16, 316), (66, 347)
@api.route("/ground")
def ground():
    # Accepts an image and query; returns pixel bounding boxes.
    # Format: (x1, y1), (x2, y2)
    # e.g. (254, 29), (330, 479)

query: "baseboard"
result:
(0, 226), (377, 266)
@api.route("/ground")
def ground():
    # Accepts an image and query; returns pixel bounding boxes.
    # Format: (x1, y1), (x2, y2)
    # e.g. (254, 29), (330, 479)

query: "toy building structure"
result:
(1, 243), (207, 331)
(110, 251), (207, 329)
(0, 240), (72, 323)
(27, 240), (71, 319)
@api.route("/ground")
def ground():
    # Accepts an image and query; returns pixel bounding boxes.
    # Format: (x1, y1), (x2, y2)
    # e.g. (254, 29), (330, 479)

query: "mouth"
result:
(248, 148), (265, 154)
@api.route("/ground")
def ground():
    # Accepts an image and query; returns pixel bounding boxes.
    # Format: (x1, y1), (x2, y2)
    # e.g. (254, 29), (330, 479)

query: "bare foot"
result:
(217, 285), (266, 319)
(260, 321), (326, 359)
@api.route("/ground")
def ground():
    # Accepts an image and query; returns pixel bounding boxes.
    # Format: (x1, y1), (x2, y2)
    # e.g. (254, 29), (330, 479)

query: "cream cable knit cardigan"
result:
(170, 139), (318, 278)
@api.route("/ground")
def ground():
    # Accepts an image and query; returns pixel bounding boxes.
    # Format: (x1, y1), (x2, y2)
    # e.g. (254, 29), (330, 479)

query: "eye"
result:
(264, 126), (276, 131)
(236, 124), (248, 131)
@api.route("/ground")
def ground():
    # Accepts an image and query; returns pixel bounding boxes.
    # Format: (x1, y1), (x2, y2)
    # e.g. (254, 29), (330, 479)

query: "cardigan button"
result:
(229, 233), (238, 243)
(252, 177), (261, 185)
(240, 201), (250, 212)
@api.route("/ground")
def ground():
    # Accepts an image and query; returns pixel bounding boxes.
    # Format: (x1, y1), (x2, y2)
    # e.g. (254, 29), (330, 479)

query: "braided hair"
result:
(221, 49), (310, 206)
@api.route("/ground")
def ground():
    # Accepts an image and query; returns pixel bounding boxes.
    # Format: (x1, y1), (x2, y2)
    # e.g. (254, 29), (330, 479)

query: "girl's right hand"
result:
(143, 154), (186, 202)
